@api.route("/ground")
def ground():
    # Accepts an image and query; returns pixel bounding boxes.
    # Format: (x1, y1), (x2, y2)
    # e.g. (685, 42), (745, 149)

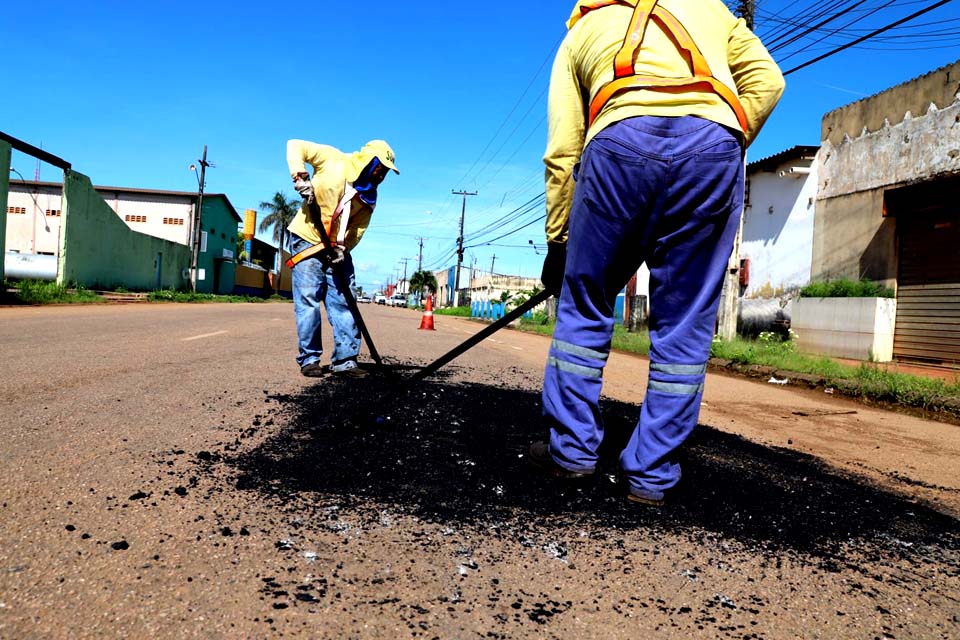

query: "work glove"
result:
(326, 245), (346, 266)
(540, 242), (566, 298)
(293, 172), (314, 204)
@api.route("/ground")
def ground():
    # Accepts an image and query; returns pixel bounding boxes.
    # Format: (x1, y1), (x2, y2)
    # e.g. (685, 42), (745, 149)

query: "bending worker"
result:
(285, 139), (398, 377)
(530, 0), (784, 505)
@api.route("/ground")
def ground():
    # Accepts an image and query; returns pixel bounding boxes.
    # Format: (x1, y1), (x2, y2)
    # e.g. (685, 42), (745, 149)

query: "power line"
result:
(782, 0), (954, 75)
(454, 34), (564, 188)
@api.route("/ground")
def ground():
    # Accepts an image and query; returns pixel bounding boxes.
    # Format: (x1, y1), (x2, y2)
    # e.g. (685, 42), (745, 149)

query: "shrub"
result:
(800, 279), (894, 298)
(13, 280), (101, 304)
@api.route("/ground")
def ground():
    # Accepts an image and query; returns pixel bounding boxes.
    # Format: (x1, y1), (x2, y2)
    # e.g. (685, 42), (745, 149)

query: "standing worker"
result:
(530, 0), (784, 505)
(286, 139), (399, 377)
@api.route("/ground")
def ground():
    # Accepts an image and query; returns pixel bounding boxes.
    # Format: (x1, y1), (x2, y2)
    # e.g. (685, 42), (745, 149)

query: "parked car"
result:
(387, 294), (408, 308)
(374, 294), (387, 305)
(357, 295), (371, 304)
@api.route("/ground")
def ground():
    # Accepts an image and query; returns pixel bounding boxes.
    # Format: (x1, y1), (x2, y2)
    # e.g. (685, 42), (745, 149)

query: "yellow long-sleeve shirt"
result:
(544, 0), (785, 244)
(285, 140), (376, 251)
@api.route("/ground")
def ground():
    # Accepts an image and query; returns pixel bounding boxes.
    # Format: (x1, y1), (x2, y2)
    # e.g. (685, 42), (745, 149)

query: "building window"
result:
(744, 179), (751, 206)
(7, 206), (26, 214)
(46, 209), (61, 217)
(163, 217), (185, 225)
(125, 214), (147, 223)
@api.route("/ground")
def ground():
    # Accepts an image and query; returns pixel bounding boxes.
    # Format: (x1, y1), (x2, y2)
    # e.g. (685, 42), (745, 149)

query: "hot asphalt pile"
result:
(96, 362), (959, 637)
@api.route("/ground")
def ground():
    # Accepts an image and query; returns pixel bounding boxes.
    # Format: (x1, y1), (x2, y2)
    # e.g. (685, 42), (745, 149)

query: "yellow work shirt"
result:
(544, 0), (785, 244)
(285, 140), (376, 251)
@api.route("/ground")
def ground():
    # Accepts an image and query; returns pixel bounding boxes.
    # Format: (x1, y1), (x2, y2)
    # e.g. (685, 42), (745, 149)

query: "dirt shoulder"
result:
(705, 357), (960, 426)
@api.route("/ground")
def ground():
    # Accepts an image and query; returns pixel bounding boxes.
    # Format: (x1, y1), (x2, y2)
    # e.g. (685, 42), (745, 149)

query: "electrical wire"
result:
(9, 169), (51, 232)
(782, 0), (955, 75)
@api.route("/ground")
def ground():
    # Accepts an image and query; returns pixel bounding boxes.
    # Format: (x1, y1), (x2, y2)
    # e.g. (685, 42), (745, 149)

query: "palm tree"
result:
(409, 270), (438, 306)
(235, 230), (249, 262)
(258, 192), (300, 292)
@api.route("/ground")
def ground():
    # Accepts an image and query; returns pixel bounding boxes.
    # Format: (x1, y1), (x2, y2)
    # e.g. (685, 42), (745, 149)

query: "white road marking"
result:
(182, 330), (228, 342)
(511, 346), (523, 351)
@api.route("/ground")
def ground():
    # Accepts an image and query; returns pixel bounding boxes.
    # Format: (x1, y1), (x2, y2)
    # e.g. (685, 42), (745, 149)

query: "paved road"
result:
(1, 302), (957, 638)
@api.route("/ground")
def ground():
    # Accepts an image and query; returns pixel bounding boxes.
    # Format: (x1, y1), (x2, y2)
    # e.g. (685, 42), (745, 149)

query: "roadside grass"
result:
(709, 336), (852, 378)
(518, 318), (652, 353)
(7, 280), (102, 304)
(148, 289), (280, 303)
(849, 364), (960, 412)
(512, 316), (959, 417)
(434, 306), (472, 317)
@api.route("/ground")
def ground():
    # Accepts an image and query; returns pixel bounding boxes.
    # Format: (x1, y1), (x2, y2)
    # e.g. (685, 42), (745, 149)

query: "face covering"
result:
(353, 157), (384, 206)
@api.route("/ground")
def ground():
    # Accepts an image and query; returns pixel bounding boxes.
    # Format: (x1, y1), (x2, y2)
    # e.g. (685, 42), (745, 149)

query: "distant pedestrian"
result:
(285, 139), (398, 377)
(530, 0), (784, 505)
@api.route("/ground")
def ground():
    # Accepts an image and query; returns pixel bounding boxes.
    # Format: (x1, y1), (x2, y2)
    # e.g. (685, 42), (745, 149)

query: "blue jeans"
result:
(542, 116), (744, 500)
(289, 234), (361, 368)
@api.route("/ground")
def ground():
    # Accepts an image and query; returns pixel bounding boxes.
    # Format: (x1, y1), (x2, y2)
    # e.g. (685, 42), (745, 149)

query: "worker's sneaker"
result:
(626, 487), (665, 507)
(331, 358), (367, 378)
(527, 442), (594, 479)
(300, 361), (325, 377)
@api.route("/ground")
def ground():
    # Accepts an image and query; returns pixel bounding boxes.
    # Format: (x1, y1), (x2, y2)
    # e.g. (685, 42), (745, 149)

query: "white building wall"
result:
(6, 185), (195, 255)
(468, 274), (542, 303)
(740, 157), (818, 297)
(5, 186), (62, 254)
(627, 152), (816, 312)
(96, 191), (194, 245)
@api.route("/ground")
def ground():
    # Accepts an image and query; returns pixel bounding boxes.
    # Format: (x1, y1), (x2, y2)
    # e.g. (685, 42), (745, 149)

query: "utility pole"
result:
(401, 257), (409, 293)
(451, 189), (477, 306)
(189, 145), (212, 293)
(417, 237), (424, 273)
(736, 0), (755, 30)
(717, 0), (754, 339)
(487, 254), (497, 301)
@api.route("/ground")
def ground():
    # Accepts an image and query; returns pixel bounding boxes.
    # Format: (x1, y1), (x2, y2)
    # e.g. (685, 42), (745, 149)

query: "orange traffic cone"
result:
(419, 295), (435, 330)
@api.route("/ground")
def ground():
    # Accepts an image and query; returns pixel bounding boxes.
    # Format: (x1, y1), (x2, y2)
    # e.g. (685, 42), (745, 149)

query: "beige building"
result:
(813, 60), (960, 364)
(466, 273), (542, 304)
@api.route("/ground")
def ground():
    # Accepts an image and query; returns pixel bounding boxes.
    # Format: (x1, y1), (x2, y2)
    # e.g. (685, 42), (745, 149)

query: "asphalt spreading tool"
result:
(404, 288), (552, 385)
(366, 289), (553, 425)
(303, 199), (383, 367)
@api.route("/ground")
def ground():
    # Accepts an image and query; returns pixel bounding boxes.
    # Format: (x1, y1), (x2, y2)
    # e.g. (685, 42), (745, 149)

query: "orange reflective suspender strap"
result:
(649, 5), (749, 132)
(285, 185), (356, 269)
(285, 243), (326, 269)
(613, 0), (656, 78)
(582, 0), (749, 135)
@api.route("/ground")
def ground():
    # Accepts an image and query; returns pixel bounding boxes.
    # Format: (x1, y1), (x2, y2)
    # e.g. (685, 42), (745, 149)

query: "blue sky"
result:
(4, 1), (958, 292)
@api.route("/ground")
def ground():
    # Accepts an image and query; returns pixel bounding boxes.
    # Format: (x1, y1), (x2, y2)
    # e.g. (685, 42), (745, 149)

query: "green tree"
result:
(409, 270), (438, 304)
(258, 192), (300, 292)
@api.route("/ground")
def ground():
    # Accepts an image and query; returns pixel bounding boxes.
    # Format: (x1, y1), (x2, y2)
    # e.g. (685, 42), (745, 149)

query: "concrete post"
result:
(628, 295), (648, 332)
(0, 140), (10, 282)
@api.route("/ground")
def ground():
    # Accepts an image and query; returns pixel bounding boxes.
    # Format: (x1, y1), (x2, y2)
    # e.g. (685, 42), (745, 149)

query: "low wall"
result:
(792, 297), (896, 362)
(60, 171), (190, 290)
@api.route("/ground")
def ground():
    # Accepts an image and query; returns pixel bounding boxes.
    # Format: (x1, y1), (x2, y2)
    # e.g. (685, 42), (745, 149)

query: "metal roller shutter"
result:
(894, 212), (960, 364)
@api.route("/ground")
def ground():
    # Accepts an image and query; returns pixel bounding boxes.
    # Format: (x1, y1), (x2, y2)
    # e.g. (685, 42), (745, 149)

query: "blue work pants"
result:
(543, 116), (744, 501)
(289, 234), (362, 368)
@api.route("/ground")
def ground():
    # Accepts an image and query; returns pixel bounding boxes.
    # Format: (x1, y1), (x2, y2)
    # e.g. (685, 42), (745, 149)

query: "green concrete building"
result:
(7, 177), (241, 293)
